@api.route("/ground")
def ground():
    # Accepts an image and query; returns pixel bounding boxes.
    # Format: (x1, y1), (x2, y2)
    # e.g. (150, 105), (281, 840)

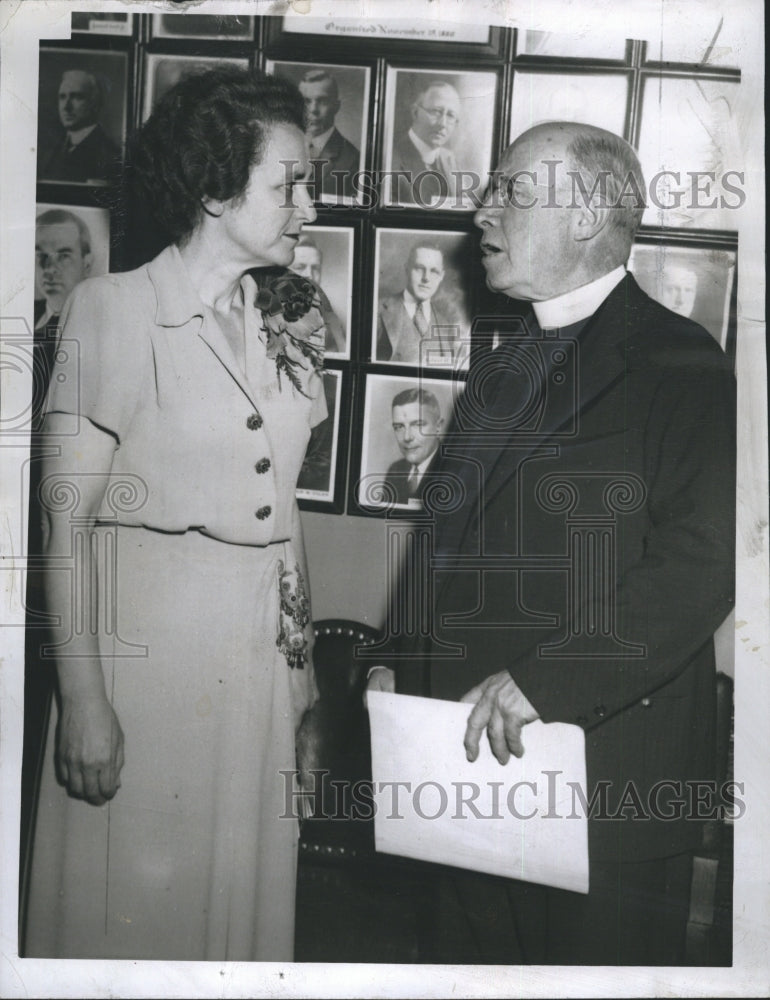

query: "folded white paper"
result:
(368, 690), (589, 894)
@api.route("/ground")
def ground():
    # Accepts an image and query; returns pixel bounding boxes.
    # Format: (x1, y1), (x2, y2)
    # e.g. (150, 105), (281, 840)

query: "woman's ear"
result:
(200, 197), (225, 219)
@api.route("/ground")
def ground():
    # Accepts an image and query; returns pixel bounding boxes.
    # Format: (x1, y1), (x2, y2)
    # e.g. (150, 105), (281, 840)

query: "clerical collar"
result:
(408, 128), (440, 165)
(66, 123), (98, 148)
(533, 265), (626, 329)
(307, 125), (334, 156)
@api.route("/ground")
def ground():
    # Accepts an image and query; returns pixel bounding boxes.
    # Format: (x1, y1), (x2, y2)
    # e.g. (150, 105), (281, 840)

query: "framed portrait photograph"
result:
(142, 53), (250, 120)
(37, 47), (128, 186)
(296, 368), (345, 508)
(637, 75), (743, 231)
(34, 202), (110, 328)
(265, 60), (370, 204)
(509, 69), (630, 143)
(151, 13), (255, 41)
(381, 66), (499, 210)
(628, 243), (737, 353)
(355, 372), (459, 513)
(287, 225), (354, 359)
(516, 29), (629, 61)
(372, 228), (474, 372)
(71, 12), (133, 36)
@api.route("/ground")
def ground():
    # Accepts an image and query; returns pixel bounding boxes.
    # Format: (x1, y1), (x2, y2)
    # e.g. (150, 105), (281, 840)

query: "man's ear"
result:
(82, 251), (93, 277)
(573, 197), (611, 243)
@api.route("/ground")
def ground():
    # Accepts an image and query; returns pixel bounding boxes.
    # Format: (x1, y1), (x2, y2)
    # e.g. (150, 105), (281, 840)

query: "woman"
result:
(22, 69), (325, 961)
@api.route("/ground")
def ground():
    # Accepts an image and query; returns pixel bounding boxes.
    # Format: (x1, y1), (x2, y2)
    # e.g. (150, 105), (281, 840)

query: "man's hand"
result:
(460, 671), (539, 765)
(364, 665), (395, 708)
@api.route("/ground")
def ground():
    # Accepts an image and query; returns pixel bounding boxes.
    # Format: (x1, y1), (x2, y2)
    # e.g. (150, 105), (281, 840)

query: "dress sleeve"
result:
(44, 274), (151, 444)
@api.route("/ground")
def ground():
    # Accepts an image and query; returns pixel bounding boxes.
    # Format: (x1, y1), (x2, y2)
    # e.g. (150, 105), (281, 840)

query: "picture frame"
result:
(354, 371), (460, 514)
(151, 13), (255, 42)
(70, 12), (133, 36)
(296, 367), (347, 512)
(288, 225), (354, 360)
(515, 29), (629, 61)
(628, 242), (737, 354)
(34, 202), (111, 321)
(381, 65), (500, 210)
(636, 74), (743, 231)
(265, 59), (371, 205)
(509, 68), (630, 143)
(371, 227), (475, 372)
(37, 47), (128, 186)
(141, 53), (250, 121)
(263, 14), (506, 59)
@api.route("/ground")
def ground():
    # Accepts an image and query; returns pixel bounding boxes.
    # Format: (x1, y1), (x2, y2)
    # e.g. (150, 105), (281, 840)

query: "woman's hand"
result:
(56, 695), (125, 806)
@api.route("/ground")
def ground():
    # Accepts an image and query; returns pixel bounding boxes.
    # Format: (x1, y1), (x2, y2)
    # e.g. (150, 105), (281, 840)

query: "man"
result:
(659, 263), (699, 318)
(33, 208), (93, 423)
(368, 122), (735, 965)
(392, 79), (462, 207)
(377, 241), (460, 365)
(384, 388), (444, 505)
(289, 235), (346, 353)
(39, 69), (120, 184)
(299, 69), (360, 200)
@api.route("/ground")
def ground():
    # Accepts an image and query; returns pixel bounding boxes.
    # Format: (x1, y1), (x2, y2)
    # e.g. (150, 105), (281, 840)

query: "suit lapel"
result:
(437, 275), (638, 555)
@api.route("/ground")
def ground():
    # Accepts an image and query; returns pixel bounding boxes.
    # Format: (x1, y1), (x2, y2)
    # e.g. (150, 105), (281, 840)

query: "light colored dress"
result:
(22, 245), (324, 961)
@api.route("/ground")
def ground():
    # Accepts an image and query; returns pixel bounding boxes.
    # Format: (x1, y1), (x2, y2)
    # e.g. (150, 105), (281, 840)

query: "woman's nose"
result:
(296, 188), (317, 224)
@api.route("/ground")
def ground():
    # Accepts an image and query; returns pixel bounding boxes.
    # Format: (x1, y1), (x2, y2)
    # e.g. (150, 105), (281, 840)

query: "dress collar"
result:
(533, 265), (626, 329)
(146, 244), (205, 327)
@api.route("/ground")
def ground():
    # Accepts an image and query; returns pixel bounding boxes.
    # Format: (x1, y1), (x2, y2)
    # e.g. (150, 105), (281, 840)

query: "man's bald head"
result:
(475, 121), (646, 301)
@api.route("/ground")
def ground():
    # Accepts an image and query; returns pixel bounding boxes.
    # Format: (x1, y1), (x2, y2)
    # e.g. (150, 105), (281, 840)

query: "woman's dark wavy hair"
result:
(128, 67), (305, 245)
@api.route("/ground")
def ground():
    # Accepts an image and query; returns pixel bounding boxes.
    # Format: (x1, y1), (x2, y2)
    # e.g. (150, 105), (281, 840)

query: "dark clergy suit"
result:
(384, 449), (441, 506)
(309, 127), (360, 199)
(377, 294), (460, 365)
(384, 274), (736, 964)
(391, 131), (459, 206)
(40, 124), (120, 185)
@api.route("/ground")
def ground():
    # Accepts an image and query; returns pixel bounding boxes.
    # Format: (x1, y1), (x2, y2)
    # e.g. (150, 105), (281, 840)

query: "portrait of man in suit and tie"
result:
(266, 61), (369, 203)
(384, 388), (445, 506)
(289, 233), (347, 355)
(375, 234), (470, 368)
(299, 68), (361, 200)
(33, 209), (94, 420)
(37, 55), (125, 185)
(383, 68), (498, 209)
(391, 79), (462, 206)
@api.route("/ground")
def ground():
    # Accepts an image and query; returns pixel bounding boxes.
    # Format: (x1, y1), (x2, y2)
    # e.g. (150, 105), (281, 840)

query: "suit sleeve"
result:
(515, 358), (736, 728)
(376, 304), (393, 361)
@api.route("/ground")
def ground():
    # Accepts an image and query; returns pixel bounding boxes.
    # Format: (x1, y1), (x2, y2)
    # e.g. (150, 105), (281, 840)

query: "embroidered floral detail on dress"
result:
(276, 558), (310, 669)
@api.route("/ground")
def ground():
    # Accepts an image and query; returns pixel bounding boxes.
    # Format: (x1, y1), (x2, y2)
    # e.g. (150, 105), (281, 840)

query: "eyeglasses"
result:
(483, 174), (553, 208)
(417, 104), (460, 125)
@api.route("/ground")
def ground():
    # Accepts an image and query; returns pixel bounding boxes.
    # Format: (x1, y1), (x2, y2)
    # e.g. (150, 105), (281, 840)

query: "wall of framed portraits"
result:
(34, 9), (741, 623)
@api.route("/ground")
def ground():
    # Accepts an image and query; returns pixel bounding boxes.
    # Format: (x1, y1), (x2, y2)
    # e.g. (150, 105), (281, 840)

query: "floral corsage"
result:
(254, 271), (326, 396)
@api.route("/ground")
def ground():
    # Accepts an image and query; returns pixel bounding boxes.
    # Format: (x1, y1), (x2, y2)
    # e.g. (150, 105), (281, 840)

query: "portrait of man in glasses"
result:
(391, 78), (463, 207)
